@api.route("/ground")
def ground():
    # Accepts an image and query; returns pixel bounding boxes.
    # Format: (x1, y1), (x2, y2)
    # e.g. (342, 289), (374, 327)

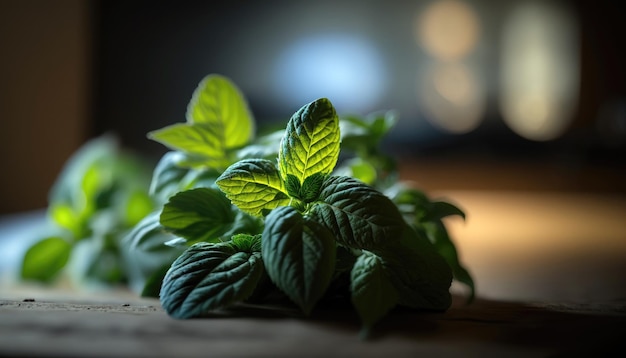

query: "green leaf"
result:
(310, 176), (405, 250)
(140, 263), (171, 298)
(379, 226), (453, 311)
(49, 203), (80, 236)
(21, 237), (72, 283)
(160, 188), (236, 244)
(230, 233), (262, 253)
(423, 201), (466, 222)
(124, 211), (172, 253)
(339, 111), (396, 152)
(216, 159), (290, 216)
(420, 222), (475, 303)
(186, 74), (254, 149)
(149, 152), (190, 202)
(351, 251), (398, 330)
(284, 174), (302, 199)
(147, 123), (227, 169)
(262, 206), (336, 315)
(122, 211), (183, 294)
(285, 172), (325, 203)
(334, 158), (377, 186)
(160, 242), (264, 318)
(300, 172), (326, 203)
(278, 98), (340, 188)
(48, 135), (118, 207)
(236, 129), (283, 160)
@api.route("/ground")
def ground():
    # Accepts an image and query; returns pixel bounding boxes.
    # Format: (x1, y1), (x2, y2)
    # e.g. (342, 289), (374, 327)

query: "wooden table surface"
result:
(2, 189), (626, 357)
(1, 289), (625, 358)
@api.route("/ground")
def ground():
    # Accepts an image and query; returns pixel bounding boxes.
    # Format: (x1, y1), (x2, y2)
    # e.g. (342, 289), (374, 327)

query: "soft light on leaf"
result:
(278, 98), (340, 187)
(21, 237), (72, 283)
(187, 74), (254, 149)
(148, 123), (227, 168)
(216, 159), (290, 216)
(125, 190), (153, 227)
(262, 206), (336, 315)
(50, 203), (78, 234)
(160, 188), (236, 244)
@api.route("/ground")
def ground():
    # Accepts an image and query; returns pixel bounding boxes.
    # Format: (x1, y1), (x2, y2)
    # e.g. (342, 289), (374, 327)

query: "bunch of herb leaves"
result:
(20, 135), (154, 287)
(138, 75), (474, 335)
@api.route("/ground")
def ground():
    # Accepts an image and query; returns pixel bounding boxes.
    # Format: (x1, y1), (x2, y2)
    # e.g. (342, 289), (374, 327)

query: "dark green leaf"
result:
(140, 264), (171, 298)
(351, 251), (398, 330)
(160, 242), (264, 318)
(310, 176), (404, 250)
(160, 188), (236, 244)
(124, 211), (172, 253)
(423, 201), (466, 222)
(149, 152), (190, 202)
(420, 222), (475, 303)
(216, 159), (290, 216)
(262, 206), (336, 315)
(300, 172), (325, 203)
(285, 172), (325, 203)
(379, 226), (453, 311)
(21, 237), (72, 283)
(284, 174), (302, 199)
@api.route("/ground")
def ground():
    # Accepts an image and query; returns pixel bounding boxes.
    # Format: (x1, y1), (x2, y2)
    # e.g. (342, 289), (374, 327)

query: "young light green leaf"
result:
(160, 188), (236, 244)
(160, 242), (264, 318)
(231, 234), (262, 253)
(216, 159), (290, 216)
(379, 226), (453, 311)
(278, 98), (340, 188)
(262, 206), (336, 315)
(187, 74), (254, 149)
(310, 176), (405, 250)
(351, 251), (398, 330)
(21, 237), (72, 283)
(147, 123), (227, 169)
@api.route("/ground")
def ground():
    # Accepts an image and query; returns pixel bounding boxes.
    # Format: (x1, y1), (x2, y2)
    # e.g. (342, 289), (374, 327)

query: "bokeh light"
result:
(500, 0), (579, 141)
(415, 0), (480, 61)
(272, 33), (387, 114)
(418, 61), (486, 133)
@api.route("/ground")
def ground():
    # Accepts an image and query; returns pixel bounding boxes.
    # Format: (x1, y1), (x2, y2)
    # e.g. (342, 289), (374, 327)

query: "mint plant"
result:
(17, 72), (473, 336)
(20, 136), (154, 286)
(138, 74), (474, 335)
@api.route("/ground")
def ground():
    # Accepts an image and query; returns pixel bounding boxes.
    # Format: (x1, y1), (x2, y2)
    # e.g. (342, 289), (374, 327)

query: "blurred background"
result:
(1, 0), (625, 302)
(1, 0), (625, 213)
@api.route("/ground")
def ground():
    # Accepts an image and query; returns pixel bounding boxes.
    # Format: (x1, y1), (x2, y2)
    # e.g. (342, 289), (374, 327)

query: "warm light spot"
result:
(418, 62), (485, 133)
(272, 34), (387, 114)
(500, 1), (579, 141)
(416, 0), (480, 61)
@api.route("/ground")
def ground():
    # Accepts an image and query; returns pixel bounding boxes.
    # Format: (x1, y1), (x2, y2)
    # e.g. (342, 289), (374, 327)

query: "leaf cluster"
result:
(20, 136), (155, 286)
(139, 74), (474, 334)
